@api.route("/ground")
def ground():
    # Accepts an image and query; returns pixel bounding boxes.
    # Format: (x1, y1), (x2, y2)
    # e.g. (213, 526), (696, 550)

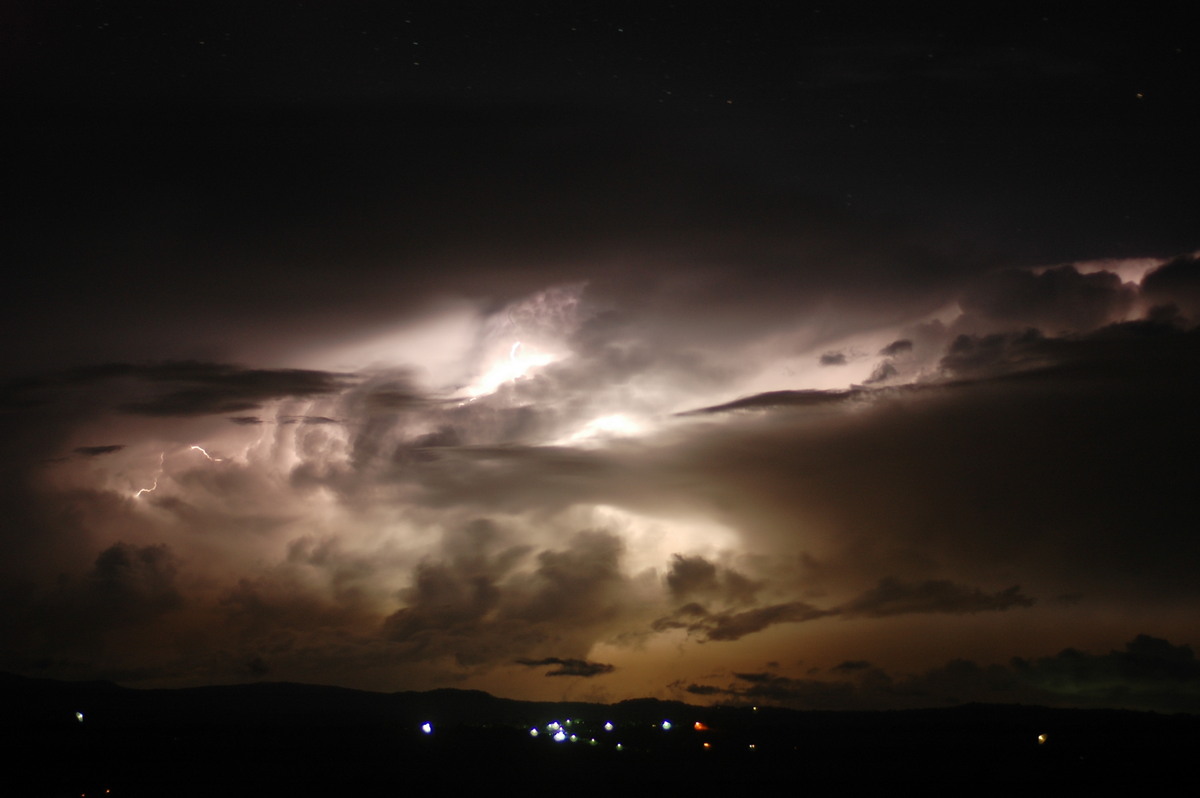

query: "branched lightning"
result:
(134, 446), (221, 498)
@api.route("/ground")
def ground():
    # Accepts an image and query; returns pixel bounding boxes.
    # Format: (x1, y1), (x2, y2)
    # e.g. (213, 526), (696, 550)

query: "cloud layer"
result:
(1, 250), (1198, 710)
(681, 635), (1200, 714)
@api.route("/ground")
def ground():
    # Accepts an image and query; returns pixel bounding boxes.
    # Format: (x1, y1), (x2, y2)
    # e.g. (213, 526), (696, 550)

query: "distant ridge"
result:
(5, 672), (1199, 796)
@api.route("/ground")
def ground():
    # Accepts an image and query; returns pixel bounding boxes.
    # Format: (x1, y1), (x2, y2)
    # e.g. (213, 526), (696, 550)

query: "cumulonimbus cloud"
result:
(1, 256), (1197, 707)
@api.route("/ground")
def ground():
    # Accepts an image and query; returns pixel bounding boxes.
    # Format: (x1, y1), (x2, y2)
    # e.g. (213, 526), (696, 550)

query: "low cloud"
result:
(703, 602), (834, 642)
(832, 660), (872, 673)
(656, 578), (1033, 642)
(838, 578), (1034, 617)
(879, 339), (913, 356)
(1142, 253), (1200, 320)
(5, 361), (353, 418)
(87, 542), (184, 619)
(682, 635), (1200, 713)
(118, 363), (352, 416)
(74, 444), (125, 457)
(515, 657), (616, 677)
(381, 528), (636, 670)
(664, 555), (759, 605)
(1012, 634), (1200, 708)
(960, 265), (1137, 332)
(678, 388), (862, 415)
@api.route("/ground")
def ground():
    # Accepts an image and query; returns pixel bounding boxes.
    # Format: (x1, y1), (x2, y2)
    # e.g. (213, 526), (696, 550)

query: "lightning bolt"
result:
(134, 452), (165, 498)
(190, 445), (222, 462)
(134, 445), (222, 498)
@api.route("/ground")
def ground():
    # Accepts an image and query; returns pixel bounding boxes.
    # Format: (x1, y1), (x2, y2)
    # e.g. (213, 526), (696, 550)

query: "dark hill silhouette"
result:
(5, 672), (1197, 796)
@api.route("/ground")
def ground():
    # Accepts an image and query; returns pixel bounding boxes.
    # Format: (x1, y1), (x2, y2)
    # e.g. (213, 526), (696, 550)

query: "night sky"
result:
(3, 3), (1199, 712)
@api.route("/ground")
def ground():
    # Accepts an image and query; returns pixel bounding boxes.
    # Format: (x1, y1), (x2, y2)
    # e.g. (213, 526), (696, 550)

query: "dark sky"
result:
(2, 2), (1199, 711)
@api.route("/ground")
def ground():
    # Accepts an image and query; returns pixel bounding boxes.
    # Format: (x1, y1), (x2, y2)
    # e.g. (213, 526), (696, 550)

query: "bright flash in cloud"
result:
(457, 339), (558, 400)
(559, 414), (647, 445)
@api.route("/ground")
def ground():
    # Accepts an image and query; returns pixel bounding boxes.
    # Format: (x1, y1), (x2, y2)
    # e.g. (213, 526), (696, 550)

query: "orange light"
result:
(703, 742), (712, 749)
(693, 721), (709, 731)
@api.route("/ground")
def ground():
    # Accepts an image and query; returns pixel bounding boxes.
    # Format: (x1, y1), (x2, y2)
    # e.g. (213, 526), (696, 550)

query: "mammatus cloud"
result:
(515, 657), (616, 677)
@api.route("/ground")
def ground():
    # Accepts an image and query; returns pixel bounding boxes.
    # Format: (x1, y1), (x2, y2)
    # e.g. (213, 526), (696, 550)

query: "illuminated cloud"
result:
(3, 268), (1198, 700)
(2, 4), (1197, 708)
(677, 389), (863, 416)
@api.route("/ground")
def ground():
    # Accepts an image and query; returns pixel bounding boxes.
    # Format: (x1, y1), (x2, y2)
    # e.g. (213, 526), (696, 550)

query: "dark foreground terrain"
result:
(5, 672), (1197, 796)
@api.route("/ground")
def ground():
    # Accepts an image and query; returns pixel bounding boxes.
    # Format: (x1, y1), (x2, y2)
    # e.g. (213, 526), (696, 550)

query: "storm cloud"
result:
(2, 5), (1197, 710)
(2, 258), (1198, 702)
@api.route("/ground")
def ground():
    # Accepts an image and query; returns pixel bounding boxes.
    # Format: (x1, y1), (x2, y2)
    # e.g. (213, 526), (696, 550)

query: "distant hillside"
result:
(5, 672), (1198, 796)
